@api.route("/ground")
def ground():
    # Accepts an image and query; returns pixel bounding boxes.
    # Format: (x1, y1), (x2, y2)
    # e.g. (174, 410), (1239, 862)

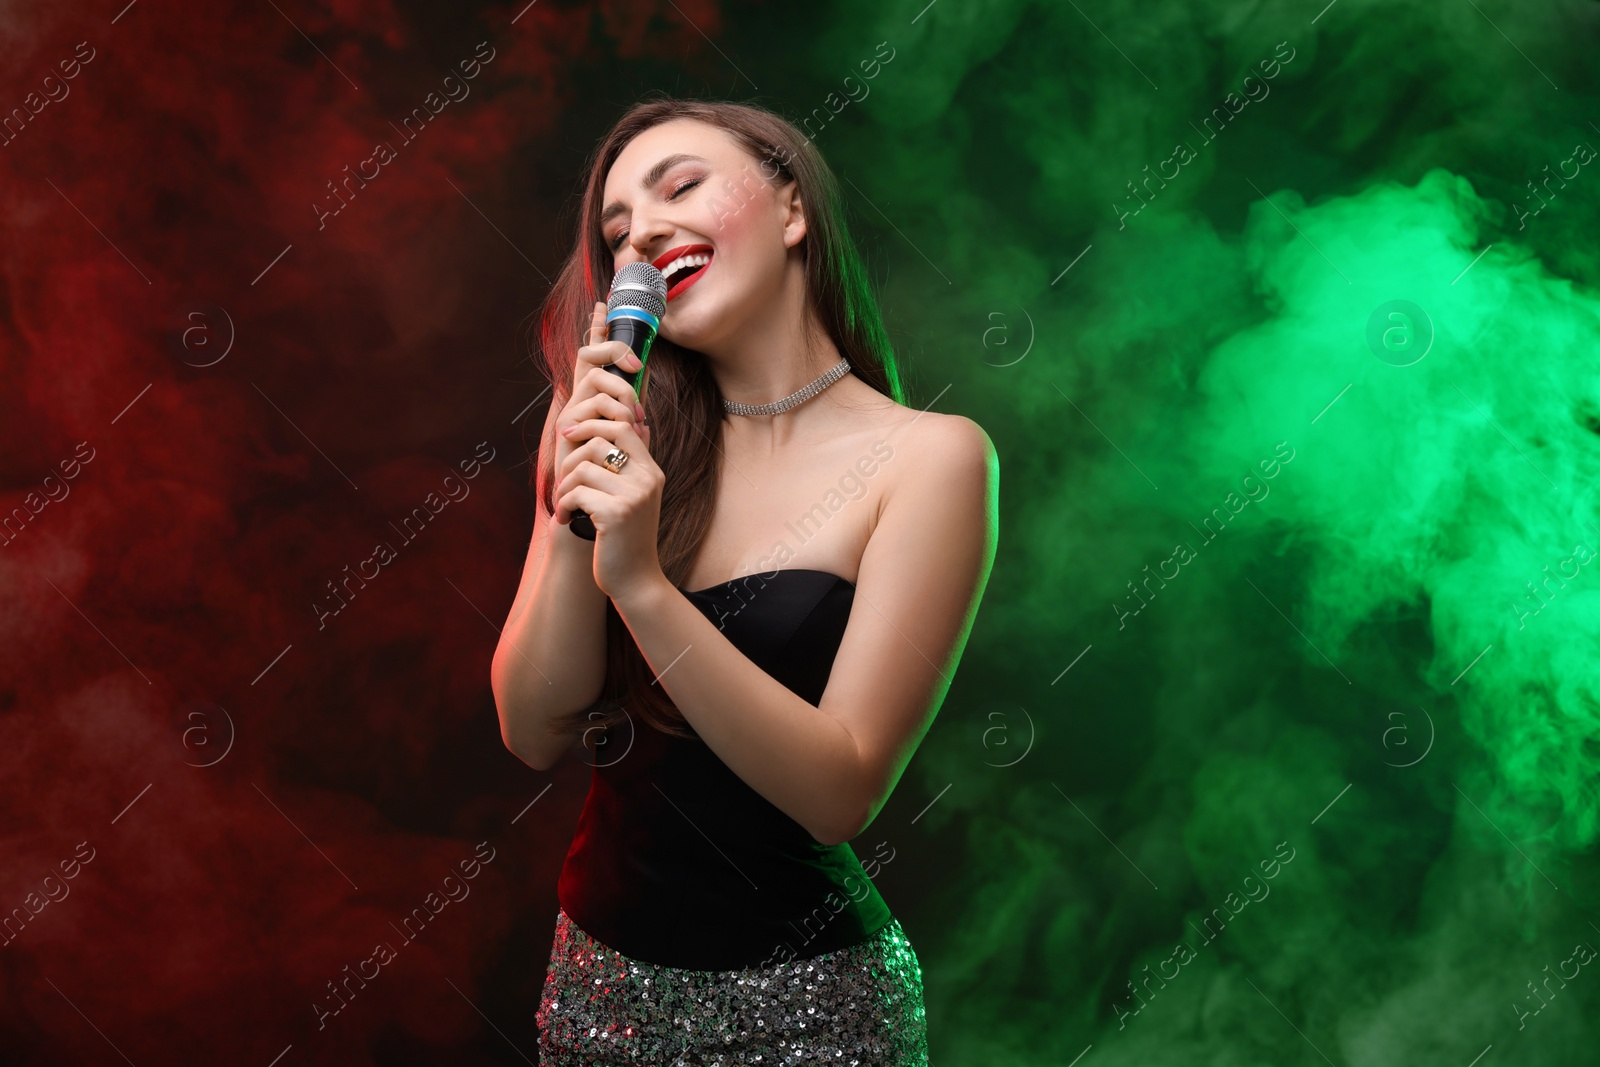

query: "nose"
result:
(626, 211), (673, 262)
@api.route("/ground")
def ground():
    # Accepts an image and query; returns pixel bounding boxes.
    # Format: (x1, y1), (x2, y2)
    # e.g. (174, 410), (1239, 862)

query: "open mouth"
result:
(653, 244), (714, 301)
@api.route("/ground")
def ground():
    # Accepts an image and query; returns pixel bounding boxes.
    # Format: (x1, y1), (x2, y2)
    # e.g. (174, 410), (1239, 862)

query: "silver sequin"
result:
(537, 907), (929, 1065)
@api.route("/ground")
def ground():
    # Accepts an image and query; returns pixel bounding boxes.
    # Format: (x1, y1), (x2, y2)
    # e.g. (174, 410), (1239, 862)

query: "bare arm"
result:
(609, 414), (999, 844)
(492, 304), (648, 770)
(490, 399), (610, 770)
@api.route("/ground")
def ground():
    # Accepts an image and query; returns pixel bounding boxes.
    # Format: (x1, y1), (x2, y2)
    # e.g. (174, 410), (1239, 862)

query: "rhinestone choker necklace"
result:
(723, 358), (852, 416)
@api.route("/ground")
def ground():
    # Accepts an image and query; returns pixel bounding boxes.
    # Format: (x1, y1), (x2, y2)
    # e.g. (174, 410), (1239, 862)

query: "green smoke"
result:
(798, 0), (1600, 1061)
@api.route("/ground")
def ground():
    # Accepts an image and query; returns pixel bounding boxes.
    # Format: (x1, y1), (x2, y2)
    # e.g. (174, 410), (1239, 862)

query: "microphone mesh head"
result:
(608, 262), (668, 318)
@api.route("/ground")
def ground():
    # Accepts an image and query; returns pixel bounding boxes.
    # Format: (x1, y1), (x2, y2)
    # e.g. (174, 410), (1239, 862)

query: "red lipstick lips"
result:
(652, 244), (714, 301)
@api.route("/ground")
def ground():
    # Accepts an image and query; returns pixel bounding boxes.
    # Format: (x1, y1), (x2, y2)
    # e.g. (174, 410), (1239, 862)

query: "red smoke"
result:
(0, 1), (727, 1061)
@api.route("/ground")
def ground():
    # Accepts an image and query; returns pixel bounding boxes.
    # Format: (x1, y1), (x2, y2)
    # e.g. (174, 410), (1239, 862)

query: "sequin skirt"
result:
(537, 907), (929, 1065)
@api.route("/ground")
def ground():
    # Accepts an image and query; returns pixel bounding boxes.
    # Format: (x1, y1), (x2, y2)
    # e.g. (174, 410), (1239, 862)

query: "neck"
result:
(700, 254), (843, 422)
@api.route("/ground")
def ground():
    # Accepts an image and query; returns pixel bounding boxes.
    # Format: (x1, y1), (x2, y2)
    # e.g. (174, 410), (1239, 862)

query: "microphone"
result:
(569, 262), (668, 542)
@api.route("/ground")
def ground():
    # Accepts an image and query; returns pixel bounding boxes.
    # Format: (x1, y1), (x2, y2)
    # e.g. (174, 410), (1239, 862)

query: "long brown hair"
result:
(531, 95), (905, 744)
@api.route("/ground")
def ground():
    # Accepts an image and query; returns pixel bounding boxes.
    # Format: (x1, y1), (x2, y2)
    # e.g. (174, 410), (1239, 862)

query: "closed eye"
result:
(608, 177), (706, 252)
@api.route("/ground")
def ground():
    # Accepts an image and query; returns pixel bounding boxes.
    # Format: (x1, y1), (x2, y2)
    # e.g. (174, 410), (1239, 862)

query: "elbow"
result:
(488, 666), (514, 753)
(811, 802), (870, 848)
(809, 825), (851, 848)
(497, 713), (566, 772)
(495, 711), (566, 773)
(810, 747), (877, 846)
(489, 640), (520, 701)
(490, 667), (563, 772)
(488, 648), (510, 718)
(509, 741), (562, 773)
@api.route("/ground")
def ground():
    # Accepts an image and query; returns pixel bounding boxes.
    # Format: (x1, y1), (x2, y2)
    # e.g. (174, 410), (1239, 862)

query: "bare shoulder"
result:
(848, 402), (997, 632)
(877, 407), (998, 499)
(921, 411), (996, 466)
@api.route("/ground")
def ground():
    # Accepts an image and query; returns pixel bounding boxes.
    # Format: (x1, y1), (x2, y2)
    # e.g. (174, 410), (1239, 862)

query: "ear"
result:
(779, 180), (807, 250)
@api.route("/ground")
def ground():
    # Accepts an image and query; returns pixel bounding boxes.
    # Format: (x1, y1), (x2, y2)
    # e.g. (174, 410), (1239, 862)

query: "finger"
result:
(556, 462), (624, 509)
(580, 364), (641, 407)
(561, 417), (643, 452)
(558, 423), (631, 480)
(558, 423), (651, 485)
(595, 418), (647, 460)
(561, 393), (635, 432)
(572, 305), (602, 399)
(556, 485), (598, 527)
(567, 388), (636, 423)
(563, 356), (636, 415)
(553, 467), (614, 521)
(561, 420), (623, 454)
(576, 338), (642, 374)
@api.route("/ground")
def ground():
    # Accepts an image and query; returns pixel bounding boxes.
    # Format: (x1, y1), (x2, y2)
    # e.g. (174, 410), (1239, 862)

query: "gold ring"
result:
(602, 448), (630, 474)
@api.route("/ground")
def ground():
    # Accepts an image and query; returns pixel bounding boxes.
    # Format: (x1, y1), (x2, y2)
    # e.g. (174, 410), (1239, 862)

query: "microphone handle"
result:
(569, 315), (654, 542)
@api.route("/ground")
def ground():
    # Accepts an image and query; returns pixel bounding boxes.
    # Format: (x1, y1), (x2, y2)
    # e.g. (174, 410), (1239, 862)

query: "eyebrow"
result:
(600, 153), (709, 228)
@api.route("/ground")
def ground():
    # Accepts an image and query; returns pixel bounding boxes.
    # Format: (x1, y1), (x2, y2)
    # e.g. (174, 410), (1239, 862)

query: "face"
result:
(599, 118), (805, 353)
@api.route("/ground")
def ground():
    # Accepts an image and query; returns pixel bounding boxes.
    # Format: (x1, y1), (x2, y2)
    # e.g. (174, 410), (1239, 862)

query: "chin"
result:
(661, 293), (735, 352)
(660, 319), (720, 355)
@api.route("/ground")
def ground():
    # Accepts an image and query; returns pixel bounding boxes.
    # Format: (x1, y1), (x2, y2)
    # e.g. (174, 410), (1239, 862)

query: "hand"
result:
(551, 301), (650, 482)
(553, 302), (663, 599)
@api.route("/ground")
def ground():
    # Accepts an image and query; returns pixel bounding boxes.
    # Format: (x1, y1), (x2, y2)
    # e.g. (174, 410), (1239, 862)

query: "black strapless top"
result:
(556, 568), (894, 970)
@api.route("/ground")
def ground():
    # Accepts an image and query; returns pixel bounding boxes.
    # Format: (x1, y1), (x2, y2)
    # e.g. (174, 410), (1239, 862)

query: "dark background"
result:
(4, 1), (1599, 1064)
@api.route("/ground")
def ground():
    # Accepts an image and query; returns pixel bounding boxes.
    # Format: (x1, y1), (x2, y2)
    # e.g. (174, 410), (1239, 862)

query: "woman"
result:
(491, 96), (997, 1065)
